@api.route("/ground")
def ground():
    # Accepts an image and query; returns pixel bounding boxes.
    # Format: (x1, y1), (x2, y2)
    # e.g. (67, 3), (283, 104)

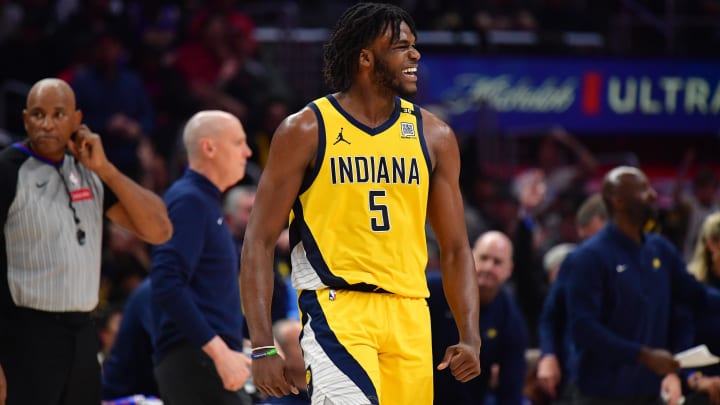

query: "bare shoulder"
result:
(275, 106), (318, 140)
(419, 107), (458, 167)
(263, 105), (320, 171)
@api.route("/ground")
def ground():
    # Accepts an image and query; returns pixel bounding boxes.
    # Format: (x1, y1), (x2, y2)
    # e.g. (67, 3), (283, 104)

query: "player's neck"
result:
(336, 88), (396, 128)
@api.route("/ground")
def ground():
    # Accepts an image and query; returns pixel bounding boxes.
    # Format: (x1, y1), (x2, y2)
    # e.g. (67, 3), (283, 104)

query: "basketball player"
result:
(240, 3), (481, 404)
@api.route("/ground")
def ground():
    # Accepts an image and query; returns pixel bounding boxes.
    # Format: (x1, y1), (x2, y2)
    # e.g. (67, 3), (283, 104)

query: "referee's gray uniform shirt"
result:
(1, 142), (116, 314)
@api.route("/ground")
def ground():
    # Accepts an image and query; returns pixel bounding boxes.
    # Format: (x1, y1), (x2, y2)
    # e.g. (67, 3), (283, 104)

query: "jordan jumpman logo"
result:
(333, 128), (351, 145)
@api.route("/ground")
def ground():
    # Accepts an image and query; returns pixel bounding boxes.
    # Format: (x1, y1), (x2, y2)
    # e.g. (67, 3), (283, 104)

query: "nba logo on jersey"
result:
(69, 171), (80, 188)
(400, 122), (415, 138)
(329, 289), (337, 301)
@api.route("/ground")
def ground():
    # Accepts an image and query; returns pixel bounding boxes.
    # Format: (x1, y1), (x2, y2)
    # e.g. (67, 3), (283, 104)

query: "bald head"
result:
(601, 166), (657, 230)
(603, 166), (645, 193)
(181, 110), (252, 192)
(473, 231), (513, 303)
(601, 166), (645, 214)
(26, 78), (76, 110)
(23, 78), (82, 161)
(473, 231), (513, 259)
(183, 110), (240, 160)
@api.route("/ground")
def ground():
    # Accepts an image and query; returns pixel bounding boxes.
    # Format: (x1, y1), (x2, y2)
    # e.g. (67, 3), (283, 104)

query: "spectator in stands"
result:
(684, 212), (720, 404)
(429, 231), (528, 404)
(55, 0), (132, 79)
(0, 0), (22, 44)
(530, 127), (597, 219)
(0, 0), (62, 83)
(542, 243), (576, 287)
(566, 166), (720, 405)
(71, 30), (156, 180)
(249, 98), (291, 170)
(223, 185), (290, 323)
(471, 0), (537, 33)
(172, 13), (245, 119)
(511, 168), (548, 347)
(673, 166), (720, 262)
(173, 4), (279, 126)
(124, 0), (182, 53)
(575, 193), (608, 241)
(535, 192), (606, 404)
(95, 304), (123, 366)
(133, 44), (196, 164)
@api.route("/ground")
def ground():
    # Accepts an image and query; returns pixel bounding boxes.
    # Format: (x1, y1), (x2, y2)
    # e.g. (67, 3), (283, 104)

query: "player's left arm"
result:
(424, 110), (481, 381)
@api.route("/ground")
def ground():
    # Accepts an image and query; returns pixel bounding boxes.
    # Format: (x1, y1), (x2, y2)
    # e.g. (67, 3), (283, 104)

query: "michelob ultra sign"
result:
(416, 57), (720, 134)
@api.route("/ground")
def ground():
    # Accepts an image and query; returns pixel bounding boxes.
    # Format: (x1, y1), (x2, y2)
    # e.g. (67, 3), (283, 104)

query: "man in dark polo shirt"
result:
(150, 110), (253, 405)
(566, 166), (720, 405)
(0, 78), (172, 405)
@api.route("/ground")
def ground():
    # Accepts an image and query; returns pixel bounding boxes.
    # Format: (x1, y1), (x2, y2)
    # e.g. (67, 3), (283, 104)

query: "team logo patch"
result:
(400, 122), (415, 138)
(653, 258), (661, 270)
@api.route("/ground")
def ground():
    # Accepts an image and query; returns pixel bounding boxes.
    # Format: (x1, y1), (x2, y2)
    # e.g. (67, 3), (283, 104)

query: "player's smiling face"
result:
(370, 21), (420, 98)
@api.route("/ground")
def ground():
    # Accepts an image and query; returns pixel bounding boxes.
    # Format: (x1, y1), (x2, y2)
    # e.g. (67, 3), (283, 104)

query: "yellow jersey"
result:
(289, 95), (431, 298)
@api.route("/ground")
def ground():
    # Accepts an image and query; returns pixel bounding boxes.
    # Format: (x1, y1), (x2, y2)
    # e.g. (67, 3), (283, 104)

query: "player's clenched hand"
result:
(253, 355), (299, 398)
(436, 342), (481, 382)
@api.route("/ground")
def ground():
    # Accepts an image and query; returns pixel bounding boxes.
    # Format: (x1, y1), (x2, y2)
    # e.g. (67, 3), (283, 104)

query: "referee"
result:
(0, 78), (172, 405)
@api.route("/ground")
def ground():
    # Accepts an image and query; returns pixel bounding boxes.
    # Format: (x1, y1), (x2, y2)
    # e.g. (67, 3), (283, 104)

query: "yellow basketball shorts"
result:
(297, 288), (433, 405)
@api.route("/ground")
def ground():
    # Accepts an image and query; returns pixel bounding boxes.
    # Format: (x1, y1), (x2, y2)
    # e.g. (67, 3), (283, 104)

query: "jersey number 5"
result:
(369, 190), (390, 232)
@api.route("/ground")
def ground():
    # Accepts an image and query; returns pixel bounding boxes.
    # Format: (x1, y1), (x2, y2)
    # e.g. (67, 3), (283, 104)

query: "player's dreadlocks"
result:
(322, 2), (417, 93)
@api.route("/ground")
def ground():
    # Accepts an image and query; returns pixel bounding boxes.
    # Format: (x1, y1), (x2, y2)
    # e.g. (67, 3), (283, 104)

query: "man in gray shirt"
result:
(0, 78), (172, 405)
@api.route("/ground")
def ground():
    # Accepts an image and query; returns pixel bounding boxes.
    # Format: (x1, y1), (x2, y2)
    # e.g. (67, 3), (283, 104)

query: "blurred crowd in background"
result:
(1, 0), (719, 404)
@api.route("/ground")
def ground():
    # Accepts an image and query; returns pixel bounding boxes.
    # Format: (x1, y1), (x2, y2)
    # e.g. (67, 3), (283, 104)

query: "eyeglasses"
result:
(55, 165), (86, 246)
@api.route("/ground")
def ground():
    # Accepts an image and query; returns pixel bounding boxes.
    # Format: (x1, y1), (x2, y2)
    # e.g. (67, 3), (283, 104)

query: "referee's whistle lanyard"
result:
(55, 162), (87, 246)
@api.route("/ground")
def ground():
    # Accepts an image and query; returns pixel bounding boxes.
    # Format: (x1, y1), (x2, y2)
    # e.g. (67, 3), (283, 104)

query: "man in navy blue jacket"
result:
(151, 110), (253, 405)
(566, 166), (720, 405)
(429, 231), (527, 405)
(102, 278), (158, 400)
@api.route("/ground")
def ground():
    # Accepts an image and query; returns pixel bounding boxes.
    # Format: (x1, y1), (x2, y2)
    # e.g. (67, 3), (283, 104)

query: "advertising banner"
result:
(416, 57), (720, 135)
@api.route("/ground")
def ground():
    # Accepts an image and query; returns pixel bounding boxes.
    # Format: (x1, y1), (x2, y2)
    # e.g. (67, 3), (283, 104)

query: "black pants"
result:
(0, 308), (100, 405)
(154, 343), (252, 405)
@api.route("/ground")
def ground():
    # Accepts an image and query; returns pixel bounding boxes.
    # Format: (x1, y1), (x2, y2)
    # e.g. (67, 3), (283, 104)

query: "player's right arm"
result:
(423, 109), (481, 382)
(240, 107), (318, 398)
